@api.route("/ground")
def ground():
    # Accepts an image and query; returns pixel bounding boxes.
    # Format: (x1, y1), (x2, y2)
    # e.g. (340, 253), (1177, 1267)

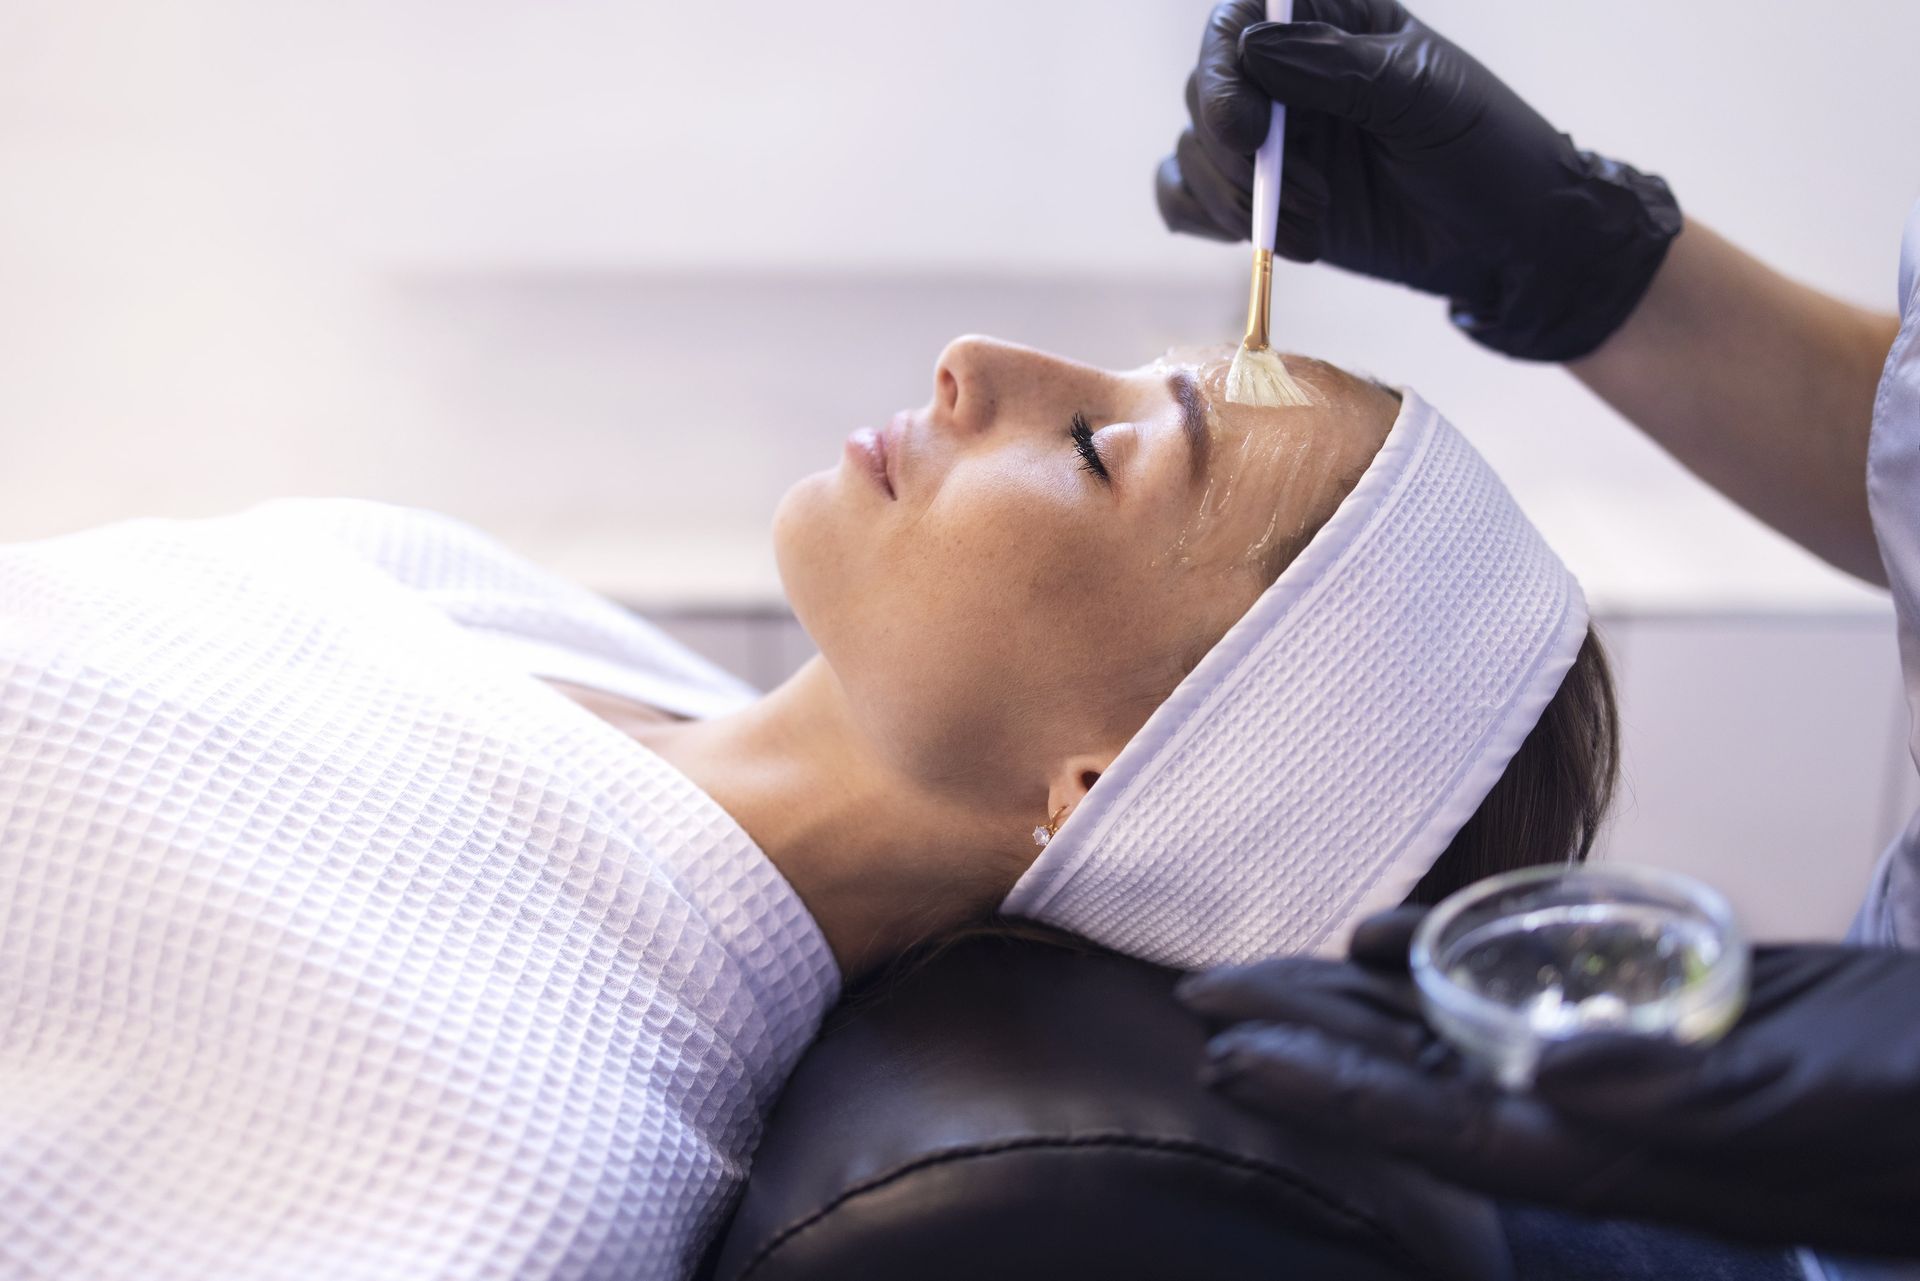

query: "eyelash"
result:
(1069, 412), (1109, 483)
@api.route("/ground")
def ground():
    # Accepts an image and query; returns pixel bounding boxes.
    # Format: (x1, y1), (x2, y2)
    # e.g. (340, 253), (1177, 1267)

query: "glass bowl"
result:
(1410, 863), (1749, 1089)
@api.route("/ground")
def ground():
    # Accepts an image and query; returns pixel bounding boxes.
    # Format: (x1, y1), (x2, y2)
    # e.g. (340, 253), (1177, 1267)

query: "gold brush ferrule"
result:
(1242, 247), (1273, 352)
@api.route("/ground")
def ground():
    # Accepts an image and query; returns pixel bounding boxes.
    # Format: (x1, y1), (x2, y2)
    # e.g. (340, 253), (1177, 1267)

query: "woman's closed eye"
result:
(1069, 412), (1110, 485)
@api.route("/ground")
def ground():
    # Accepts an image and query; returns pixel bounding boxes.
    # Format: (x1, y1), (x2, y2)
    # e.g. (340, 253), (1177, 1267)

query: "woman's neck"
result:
(628, 658), (1016, 983)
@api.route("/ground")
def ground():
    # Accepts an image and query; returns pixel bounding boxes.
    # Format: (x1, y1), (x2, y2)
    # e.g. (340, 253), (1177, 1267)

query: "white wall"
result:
(4, 0), (1916, 936)
(25, 0), (1904, 283)
(5, 1), (1913, 601)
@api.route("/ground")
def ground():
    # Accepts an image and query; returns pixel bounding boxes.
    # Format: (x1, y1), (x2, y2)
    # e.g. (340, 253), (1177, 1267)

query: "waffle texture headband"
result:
(1001, 389), (1589, 969)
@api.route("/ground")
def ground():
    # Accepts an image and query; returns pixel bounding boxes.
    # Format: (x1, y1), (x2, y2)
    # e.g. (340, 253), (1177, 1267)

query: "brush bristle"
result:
(1224, 345), (1313, 408)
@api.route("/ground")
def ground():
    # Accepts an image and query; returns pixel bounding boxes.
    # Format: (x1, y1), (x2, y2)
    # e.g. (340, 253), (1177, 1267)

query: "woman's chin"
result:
(771, 471), (836, 631)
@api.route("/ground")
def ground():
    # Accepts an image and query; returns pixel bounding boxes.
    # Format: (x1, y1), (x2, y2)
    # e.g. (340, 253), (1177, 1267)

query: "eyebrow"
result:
(1167, 369), (1209, 487)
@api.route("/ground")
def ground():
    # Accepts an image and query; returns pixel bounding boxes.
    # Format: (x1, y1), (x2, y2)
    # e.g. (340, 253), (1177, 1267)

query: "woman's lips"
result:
(845, 426), (895, 499)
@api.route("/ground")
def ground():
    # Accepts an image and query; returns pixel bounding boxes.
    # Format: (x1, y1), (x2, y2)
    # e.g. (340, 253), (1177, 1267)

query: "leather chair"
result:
(703, 932), (1513, 1281)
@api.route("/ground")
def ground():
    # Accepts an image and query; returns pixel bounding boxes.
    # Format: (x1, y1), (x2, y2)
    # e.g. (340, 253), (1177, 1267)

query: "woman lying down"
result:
(0, 336), (1616, 1279)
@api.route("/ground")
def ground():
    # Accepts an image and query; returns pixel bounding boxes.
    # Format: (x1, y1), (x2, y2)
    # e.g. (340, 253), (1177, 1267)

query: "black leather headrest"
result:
(707, 933), (1510, 1281)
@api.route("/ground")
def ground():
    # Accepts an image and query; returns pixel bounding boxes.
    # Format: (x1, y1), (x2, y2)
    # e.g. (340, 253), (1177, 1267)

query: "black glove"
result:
(1156, 0), (1682, 361)
(1177, 907), (1920, 1257)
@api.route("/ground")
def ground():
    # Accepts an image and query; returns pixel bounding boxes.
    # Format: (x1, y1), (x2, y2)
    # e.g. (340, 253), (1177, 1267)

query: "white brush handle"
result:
(1250, 0), (1294, 253)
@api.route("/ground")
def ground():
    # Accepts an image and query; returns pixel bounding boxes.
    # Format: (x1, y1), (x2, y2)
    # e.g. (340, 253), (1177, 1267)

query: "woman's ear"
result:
(1044, 749), (1120, 831)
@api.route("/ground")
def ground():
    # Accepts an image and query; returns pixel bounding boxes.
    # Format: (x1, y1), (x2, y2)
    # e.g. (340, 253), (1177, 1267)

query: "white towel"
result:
(1004, 390), (1589, 969)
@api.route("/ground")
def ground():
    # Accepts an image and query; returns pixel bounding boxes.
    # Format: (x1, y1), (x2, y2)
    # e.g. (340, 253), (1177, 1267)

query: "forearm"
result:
(1570, 218), (1899, 585)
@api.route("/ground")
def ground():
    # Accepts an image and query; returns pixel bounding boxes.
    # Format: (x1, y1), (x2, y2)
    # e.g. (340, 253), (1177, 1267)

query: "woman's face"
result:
(774, 335), (1397, 810)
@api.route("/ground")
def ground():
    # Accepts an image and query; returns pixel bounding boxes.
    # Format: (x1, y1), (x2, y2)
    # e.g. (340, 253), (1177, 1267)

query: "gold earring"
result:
(1032, 805), (1069, 849)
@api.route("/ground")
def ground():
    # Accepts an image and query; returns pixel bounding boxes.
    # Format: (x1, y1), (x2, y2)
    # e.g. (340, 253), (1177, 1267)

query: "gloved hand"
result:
(1156, 0), (1683, 361)
(1177, 907), (1920, 1257)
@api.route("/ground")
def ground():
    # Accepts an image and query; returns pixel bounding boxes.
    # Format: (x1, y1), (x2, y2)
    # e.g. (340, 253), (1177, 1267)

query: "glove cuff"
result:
(1449, 151), (1683, 363)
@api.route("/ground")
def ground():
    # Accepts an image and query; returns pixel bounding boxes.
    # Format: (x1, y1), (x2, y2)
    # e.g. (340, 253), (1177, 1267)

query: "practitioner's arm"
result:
(1570, 220), (1898, 585)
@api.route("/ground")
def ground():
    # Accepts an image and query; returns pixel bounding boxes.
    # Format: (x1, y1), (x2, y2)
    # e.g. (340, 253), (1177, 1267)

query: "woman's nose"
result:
(932, 334), (1062, 438)
(931, 335), (996, 436)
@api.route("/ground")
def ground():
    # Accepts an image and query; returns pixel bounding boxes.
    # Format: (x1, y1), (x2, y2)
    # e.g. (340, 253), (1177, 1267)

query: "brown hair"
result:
(1405, 626), (1619, 904)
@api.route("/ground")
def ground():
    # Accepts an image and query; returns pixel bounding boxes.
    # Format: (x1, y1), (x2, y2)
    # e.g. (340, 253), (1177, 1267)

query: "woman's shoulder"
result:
(237, 498), (761, 714)
(0, 498), (759, 717)
(230, 497), (523, 587)
(227, 497), (618, 620)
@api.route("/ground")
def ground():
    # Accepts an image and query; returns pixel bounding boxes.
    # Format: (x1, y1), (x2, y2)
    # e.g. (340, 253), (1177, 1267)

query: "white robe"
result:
(0, 498), (839, 1280)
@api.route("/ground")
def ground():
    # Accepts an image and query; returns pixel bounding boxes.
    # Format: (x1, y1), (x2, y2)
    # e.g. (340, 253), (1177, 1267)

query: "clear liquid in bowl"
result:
(1440, 903), (1722, 1035)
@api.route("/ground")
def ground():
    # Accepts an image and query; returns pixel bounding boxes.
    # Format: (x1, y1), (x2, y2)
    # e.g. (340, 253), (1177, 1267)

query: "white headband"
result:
(1001, 388), (1589, 969)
